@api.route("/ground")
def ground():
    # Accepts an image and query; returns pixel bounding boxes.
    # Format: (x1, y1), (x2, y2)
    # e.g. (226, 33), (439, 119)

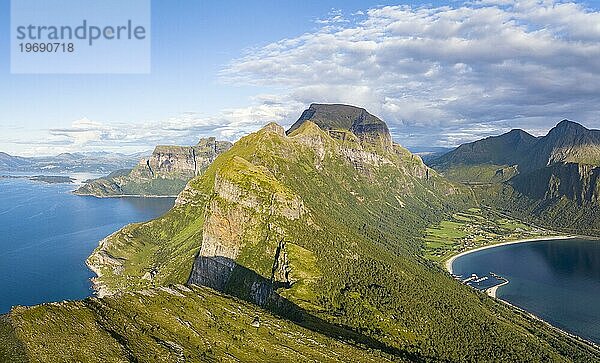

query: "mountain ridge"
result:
(2, 105), (599, 362)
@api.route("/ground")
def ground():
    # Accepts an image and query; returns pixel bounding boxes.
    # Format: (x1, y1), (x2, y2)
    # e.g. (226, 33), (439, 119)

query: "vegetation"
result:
(423, 207), (554, 262)
(0, 316), (27, 363)
(4, 108), (600, 362)
(435, 164), (519, 184)
(79, 119), (598, 362)
(5, 285), (397, 362)
(476, 183), (600, 237)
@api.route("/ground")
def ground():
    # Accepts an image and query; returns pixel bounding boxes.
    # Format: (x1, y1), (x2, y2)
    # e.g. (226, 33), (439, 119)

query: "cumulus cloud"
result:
(14, 100), (304, 156)
(222, 0), (600, 147)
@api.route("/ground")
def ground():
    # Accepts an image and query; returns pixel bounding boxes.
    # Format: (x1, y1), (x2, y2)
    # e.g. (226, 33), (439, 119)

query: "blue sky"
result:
(1, 0), (600, 155)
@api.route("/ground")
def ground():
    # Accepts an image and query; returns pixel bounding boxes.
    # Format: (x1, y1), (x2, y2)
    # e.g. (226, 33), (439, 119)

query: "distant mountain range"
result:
(0, 151), (147, 175)
(432, 120), (600, 174)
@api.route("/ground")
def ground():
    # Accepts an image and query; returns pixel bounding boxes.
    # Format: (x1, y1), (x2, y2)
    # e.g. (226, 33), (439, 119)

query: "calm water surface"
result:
(453, 238), (600, 344)
(0, 178), (174, 313)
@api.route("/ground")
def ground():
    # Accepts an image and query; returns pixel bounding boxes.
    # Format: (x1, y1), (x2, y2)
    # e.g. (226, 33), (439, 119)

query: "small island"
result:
(0, 175), (75, 184)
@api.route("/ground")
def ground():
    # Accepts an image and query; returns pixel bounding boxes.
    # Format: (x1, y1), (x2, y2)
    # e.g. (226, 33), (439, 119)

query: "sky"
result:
(1, 0), (600, 156)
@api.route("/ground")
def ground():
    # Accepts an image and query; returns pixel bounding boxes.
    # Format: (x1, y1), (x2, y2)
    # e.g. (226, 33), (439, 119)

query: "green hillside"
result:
(3, 106), (599, 362)
(2, 285), (397, 363)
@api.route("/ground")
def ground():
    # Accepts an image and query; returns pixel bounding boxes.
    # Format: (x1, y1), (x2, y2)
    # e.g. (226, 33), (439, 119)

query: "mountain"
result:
(287, 103), (393, 150)
(430, 120), (600, 182)
(526, 120), (600, 171)
(431, 129), (537, 169)
(2, 106), (598, 361)
(0, 151), (142, 174)
(431, 120), (600, 233)
(75, 137), (232, 197)
(0, 152), (31, 169)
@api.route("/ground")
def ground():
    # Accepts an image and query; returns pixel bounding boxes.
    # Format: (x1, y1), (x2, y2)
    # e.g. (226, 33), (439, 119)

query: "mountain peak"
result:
(551, 120), (588, 134)
(287, 103), (392, 149)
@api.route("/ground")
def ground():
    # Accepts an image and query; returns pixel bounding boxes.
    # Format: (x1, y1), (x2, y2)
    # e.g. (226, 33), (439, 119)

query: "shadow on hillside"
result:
(188, 256), (422, 362)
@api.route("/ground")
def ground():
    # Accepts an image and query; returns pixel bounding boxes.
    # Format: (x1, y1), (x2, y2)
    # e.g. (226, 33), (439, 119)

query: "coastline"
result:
(444, 235), (575, 275)
(85, 232), (123, 298)
(445, 235), (600, 350)
(73, 192), (178, 199)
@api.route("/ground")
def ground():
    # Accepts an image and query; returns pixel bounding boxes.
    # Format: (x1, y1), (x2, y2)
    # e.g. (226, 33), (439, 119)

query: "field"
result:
(423, 208), (554, 263)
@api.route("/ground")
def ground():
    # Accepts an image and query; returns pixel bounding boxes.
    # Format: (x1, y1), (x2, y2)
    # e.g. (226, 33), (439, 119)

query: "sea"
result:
(452, 238), (600, 344)
(0, 177), (174, 314)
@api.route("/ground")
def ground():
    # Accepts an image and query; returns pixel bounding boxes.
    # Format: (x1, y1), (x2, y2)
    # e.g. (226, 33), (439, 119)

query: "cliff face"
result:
(187, 155), (307, 306)
(526, 120), (600, 171)
(76, 137), (232, 196)
(511, 163), (600, 204)
(131, 137), (232, 180)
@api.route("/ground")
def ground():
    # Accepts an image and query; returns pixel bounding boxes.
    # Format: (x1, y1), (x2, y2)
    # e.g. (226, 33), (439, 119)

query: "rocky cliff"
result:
(510, 162), (600, 204)
(287, 103), (393, 151)
(75, 137), (232, 196)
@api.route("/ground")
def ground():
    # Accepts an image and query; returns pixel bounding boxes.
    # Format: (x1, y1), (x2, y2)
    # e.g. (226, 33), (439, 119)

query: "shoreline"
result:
(444, 235), (575, 275)
(73, 192), (178, 199)
(445, 235), (600, 350)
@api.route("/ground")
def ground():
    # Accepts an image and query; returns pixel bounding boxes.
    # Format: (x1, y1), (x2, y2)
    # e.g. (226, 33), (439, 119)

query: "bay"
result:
(452, 238), (600, 344)
(0, 178), (174, 313)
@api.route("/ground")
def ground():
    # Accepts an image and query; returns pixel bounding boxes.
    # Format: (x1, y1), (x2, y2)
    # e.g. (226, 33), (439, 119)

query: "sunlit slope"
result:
(4, 285), (398, 363)
(83, 114), (598, 361)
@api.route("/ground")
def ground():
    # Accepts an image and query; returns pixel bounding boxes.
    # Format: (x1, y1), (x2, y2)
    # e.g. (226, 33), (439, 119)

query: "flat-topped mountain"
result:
(75, 137), (232, 197)
(287, 103), (393, 149)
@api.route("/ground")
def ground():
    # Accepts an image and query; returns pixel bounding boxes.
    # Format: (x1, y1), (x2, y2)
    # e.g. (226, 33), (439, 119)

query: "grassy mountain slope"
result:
(2, 285), (397, 363)
(80, 110), (598, 361)
(431, 129), (537, 169)
(4, 107), (599, 361)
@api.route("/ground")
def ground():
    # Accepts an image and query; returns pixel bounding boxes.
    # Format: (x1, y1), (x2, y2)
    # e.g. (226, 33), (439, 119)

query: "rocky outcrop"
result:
(287, 103), (393, 151)
(187, 156), (306, 306)
(76, 137), (232, 196)
(511, 162), (600, 204)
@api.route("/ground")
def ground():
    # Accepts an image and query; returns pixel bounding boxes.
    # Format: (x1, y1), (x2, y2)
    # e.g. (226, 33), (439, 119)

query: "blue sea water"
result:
(0, 178), (174, 313)
(453, 238), (600, 344)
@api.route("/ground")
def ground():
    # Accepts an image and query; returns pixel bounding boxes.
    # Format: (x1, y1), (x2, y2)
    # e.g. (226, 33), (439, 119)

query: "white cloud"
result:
(221, 0), (600, 147)
(14, 100), (303, 156)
